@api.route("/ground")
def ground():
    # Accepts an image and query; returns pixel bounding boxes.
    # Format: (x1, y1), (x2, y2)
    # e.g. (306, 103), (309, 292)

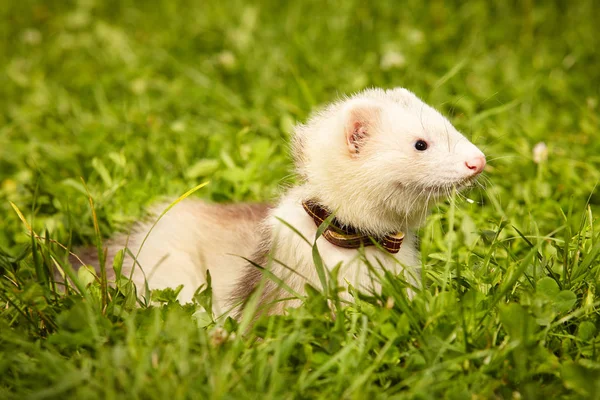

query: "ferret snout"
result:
(465, 155), (486, 175)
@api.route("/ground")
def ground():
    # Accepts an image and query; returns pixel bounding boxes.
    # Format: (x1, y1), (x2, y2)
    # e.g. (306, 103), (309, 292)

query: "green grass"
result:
(1, 0), (600, 398)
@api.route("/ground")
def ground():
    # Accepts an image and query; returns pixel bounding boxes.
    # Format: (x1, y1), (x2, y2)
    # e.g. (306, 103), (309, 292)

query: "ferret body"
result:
(107, 202), (269, 313)
(88, 87), (486, 316)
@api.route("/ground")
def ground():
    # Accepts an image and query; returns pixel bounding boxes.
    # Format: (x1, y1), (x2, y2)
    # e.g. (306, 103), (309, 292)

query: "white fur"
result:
(114, 201), (263, 315)
(108, 87), (484, 315)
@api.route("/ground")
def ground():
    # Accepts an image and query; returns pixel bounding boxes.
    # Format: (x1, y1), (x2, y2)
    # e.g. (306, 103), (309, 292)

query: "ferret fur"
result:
(77, 87), (486, 317)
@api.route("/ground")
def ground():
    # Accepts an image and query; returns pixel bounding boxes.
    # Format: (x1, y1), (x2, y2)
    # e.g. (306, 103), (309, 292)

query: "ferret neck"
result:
(301, 200), (404, 253)
(291, 184), (420, 237)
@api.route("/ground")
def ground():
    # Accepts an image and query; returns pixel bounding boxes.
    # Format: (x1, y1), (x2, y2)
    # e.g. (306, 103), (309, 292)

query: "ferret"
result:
(77, 87), (485, 317)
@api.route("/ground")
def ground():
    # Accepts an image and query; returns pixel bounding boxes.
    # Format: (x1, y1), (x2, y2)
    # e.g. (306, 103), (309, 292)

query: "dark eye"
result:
(415, 140), (428, 151)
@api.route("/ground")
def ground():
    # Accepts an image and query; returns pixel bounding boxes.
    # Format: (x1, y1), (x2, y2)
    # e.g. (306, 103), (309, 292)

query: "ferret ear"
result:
(388, 87), (418, 106)
(345, 103), (381, 156)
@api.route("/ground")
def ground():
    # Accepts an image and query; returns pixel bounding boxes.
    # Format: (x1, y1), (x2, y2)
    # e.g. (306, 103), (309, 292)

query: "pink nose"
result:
(465, 156), (486, 175)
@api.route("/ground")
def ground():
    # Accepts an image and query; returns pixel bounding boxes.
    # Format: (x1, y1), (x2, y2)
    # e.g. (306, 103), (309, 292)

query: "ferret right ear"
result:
(345, 103), (381, 156)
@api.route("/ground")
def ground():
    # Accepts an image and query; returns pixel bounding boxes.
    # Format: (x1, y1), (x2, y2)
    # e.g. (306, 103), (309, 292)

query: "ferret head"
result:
(292, 88), (486, 235)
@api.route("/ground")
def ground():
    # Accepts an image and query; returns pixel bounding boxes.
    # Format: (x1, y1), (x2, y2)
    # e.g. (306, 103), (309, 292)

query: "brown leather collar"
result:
(302, 200), (404, 254)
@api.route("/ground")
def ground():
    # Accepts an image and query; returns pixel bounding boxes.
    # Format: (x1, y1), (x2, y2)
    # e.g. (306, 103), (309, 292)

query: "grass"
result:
(1, 0), (600, 398)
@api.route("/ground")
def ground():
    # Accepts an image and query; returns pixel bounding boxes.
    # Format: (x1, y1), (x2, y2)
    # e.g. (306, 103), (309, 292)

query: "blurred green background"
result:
(2, 1), (600, 398)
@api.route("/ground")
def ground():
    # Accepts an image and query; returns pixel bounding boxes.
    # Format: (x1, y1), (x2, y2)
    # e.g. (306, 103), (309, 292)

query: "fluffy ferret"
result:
(79, 88), (486, 317)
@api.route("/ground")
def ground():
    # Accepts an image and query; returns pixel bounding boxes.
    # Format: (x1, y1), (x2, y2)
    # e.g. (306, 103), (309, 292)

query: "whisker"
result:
(485, 155), (519, 163)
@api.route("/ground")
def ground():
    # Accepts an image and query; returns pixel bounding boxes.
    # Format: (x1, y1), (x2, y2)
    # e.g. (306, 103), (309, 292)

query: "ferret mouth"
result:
(412, 176), (479, 197)
(394, 175), (480, 198)
(432, 176), (479, 194)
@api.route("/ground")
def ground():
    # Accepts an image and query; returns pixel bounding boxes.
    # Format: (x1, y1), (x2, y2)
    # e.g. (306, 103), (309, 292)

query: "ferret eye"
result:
(415, 140), (428, 151)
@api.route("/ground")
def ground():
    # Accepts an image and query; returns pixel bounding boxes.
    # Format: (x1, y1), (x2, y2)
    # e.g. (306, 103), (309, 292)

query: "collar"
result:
(301, 200), (404, 254)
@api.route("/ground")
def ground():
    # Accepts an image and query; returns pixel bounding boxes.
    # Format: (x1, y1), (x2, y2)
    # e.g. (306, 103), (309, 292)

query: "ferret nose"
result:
(465, 156), (486, 175)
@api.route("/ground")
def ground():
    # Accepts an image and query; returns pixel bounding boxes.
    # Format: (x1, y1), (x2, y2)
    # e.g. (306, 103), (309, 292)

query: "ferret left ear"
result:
(345, 104), (381, 156)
